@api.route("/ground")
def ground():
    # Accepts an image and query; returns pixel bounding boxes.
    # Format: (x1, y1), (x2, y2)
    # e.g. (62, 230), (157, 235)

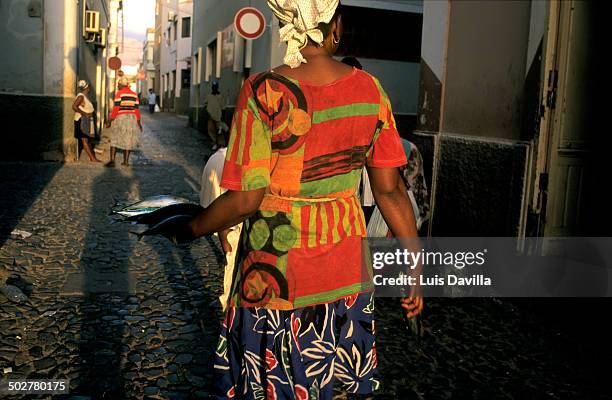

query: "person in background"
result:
(163, 1), (423, 397)
(199, 129), (240, 312)
(105, 77), (142, 167)
(147, 89), (157, 114)
(341, 55), (363, 70)
(204, 81), (225, 151)
(72, 80), (101, 162)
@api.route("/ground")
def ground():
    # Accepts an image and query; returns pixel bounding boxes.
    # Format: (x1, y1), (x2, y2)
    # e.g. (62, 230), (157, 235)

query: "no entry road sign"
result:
(234, 7), (266, 40)
(108, 56), (122, 71)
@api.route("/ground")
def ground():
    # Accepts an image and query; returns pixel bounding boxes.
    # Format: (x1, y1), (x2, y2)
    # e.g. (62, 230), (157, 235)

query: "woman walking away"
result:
(163, 1), (422, 398)
(72, 80), (101, 162)
(106, 77), (142, 167)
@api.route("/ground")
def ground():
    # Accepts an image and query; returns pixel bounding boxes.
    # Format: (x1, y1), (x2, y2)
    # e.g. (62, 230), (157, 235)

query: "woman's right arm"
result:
(189, 188), (265, 237)
(72, 95), (84, 114)
(107, 96), (120, 126)
(166, 188), (265, 245)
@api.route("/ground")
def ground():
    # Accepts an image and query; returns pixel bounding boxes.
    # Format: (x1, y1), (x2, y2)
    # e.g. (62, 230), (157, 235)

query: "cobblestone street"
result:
(1, 112), (610, 399)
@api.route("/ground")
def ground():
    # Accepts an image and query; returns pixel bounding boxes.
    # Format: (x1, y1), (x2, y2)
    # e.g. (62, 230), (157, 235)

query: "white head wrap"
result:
(267, 0), (340, 68)
(78, 80), (89, 90)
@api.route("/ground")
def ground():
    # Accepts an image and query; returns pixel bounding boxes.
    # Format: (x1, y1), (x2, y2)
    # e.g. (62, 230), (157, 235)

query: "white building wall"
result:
(44, 0), (78, 96)
(175, 0), (192, 98)
(158, 0), (192, 108)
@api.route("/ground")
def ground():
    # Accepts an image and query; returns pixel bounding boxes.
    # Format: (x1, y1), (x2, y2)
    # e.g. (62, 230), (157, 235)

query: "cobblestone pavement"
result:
(1, 111), (610, 399)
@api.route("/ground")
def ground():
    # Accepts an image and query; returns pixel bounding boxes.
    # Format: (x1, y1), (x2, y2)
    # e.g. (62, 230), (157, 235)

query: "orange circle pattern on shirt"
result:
(287, 109), (311, 136)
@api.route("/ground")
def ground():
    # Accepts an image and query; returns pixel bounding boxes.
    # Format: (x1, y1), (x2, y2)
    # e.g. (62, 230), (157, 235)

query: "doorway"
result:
(536, 0), (594, 237)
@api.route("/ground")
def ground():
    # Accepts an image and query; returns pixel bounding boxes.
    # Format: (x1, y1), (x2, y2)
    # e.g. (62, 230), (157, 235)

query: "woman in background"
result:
(105, 77), (142, 167)
(72, 80), (100, 162)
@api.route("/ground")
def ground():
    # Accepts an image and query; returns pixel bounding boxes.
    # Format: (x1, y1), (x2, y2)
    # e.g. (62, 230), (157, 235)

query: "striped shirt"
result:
(110, 88), (141, 121)
(221, 69), (407, 310)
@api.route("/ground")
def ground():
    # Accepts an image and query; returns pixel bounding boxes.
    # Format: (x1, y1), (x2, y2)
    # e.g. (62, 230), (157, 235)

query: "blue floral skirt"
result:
(213, 292), (379, 399)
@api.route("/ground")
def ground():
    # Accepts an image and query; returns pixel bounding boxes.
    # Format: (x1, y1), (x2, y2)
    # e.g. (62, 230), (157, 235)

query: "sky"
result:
(123, 0), (155, 41)
(118, 0), (155, 73)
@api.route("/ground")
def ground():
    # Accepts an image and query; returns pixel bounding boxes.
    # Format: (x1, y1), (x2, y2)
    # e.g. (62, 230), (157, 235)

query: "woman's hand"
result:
(105, 122), (111, 128)
(218, 229), (232, 253)
(401, 287), (423, 318)
(138, 121), (143, 132)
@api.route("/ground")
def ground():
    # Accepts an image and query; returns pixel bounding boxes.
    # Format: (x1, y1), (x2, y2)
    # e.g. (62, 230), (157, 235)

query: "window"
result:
(172, 70), (176, 91)
(181, 69), (190, 89)
(173, 20), (177, 41)
(181, 17), (191, 38)
(166, 27), (171, 46)
(193, 47), (202, 85)
(336, 6), (422, 62)
(205, 41), (216, 82)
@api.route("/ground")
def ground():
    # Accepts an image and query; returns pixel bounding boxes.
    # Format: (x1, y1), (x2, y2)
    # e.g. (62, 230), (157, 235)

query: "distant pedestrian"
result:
(204, 81), (225, 151)
(199, 128), (240, 312)
(147, 89), (157, 114)
(72, 80), (101, 162)
(105, 77), (142, 167)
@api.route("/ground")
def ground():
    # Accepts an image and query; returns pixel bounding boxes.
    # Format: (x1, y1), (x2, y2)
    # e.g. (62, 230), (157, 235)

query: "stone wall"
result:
(0, 93), (77, 161)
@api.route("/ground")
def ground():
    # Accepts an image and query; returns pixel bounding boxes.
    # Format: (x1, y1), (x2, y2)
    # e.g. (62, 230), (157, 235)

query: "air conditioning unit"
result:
(85, 10), (100, 33)
(168, 11), (175, 22)
(93, 28), (107, 47)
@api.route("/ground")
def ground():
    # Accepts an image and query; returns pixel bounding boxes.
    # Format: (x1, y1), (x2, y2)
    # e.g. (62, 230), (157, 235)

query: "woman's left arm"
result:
(368, 166), (423, 317)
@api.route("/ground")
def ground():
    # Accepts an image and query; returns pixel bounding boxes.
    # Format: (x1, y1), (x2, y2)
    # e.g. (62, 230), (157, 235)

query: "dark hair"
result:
(341, 56), (362, 70)
(316, 3), (343, 40)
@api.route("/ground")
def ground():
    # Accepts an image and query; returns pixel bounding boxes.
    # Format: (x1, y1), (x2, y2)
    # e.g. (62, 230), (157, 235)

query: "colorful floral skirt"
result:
(213, 292), (379, 399)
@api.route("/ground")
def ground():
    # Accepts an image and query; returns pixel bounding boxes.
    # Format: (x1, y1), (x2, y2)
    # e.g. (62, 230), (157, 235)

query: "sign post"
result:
(107, 56), (122, 123)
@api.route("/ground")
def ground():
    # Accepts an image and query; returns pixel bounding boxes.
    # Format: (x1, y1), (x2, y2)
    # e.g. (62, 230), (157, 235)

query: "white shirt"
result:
(148, 92), (156, 105)
(205, 93), (225, 122)
(74, 93), (94, 121)
(200, 148), (227, 208)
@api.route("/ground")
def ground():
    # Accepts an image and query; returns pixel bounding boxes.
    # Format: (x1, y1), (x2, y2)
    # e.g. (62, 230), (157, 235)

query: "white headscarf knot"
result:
(267, 0), (339, 68)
